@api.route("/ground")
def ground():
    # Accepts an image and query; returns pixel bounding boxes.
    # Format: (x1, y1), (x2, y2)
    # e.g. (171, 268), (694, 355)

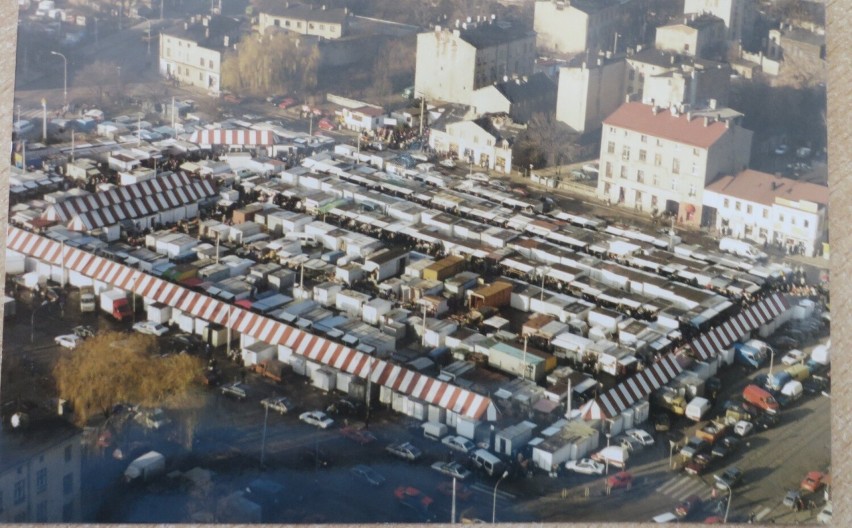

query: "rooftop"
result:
(433, 20), (534, 49)
(491, 73), (557, 103)
(262, 3), (349, 25)
(603, 102), (733, 149)
(0, 416), (81, 474)
(162, 15), (241, 50)
(706, 170), (829, 207)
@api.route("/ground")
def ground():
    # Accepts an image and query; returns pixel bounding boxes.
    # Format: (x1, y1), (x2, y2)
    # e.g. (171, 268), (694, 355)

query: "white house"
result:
(703, 170), (828, 256)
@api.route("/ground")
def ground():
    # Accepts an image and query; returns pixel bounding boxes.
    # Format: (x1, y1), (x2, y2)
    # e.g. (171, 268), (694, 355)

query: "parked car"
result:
(675, 495), (703, 518)
(339, 425), (377, 445)
(817, 502), (832, 524)
(782, 349), (808, 366)
(386, 441), (423, 462)
(220, 382), (248, 401)
(439, 159), (456, 168)
(625, 428), (655, 447)
(431, 461), (471, 480)
(317, 118), (336, 131)
(299, 410), (334, 429)
(278, 97), (297, 109)
(436, 481), (473, 501)
(684, 453), (712, 475)
(801, 471), (826, 493)
(754, 412), (780, 430)
(783, 490), (802, 509)
(714, 467), (744, 491)
(803, 376), (830, 395)
(54, 334), (82, 349)
(441, 435), (475, 454)
(394, 486), (434, 519)
(260, 396), (293, 415)
(326, 398), (362, 416)
(775, 144), (789, 155)
(680, 437), (711, 460)
(71, 325), (95, 338)
(733, 420), (754, 437)
(711, 436), (741, 459)
(607, 471), (633, 490)
(350, 464), (385, 486)
(565, 458), (605, 476)
(613, 435), (639, 452)
(654, 413), (671, 432)
(132, 321), (169, 336)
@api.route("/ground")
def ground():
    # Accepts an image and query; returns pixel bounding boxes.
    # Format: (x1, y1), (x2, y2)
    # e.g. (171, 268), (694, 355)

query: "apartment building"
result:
(597, 101), (752, 226)
(555, 53), (626, 133)
(159, 15), (241, 94)
(654, 14), (726, 58)
(626, 48), (731, 109)
(0, 420), (82, 523)
(429, 113), (522, 174)
(683, 0), (756, 45)
(415, 19), (536, 106)
(704, 170), (828, 256)
(471, 72), (557, 124)
(257, 3), (349, 40)
(534, 0), (626, 54)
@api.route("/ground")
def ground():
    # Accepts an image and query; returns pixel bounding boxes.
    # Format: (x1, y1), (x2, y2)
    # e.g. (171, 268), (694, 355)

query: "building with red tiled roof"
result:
(596, 101), (752, 227)
(703, 169), (828, 256)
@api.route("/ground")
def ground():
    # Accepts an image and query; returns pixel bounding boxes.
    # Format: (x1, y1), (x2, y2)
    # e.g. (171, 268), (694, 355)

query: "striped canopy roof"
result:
(43, 172), (204, 223)
(67, 179), (217, 231)
(189, 129), (277, 147)
(5, 227), (494, 421)
(581, 292), (789, 421)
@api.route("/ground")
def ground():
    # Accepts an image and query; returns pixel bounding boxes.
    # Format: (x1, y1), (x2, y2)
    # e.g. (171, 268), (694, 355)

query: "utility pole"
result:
(522, 335), (528, 380)
(171, 96), (176, 132)
(419, 96), (425, 137)
(71, 130), (75, 161)
(565, 377), (572, 419)
(41, 98), (47, 141)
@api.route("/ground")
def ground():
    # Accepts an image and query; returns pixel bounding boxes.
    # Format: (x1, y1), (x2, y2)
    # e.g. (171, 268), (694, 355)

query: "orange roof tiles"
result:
(706, 170), (828, 207)
(603, 102), (731, 149)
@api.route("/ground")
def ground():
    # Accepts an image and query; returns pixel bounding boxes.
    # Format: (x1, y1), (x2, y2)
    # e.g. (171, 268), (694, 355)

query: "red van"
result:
(742, 384), (779, 414)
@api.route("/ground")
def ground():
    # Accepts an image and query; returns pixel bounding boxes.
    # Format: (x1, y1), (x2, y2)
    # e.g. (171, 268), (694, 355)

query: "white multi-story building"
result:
(654, 14), (726, 58)
(597, 101), (752, 226)
(703, 170), (828, 256)
(626, 48), (731, 109)
(0, 420), (82, 523)
(415, 20), (536, 106)
(534, 0), (627, 54)
(159, 15), (241, 94)
(429, 113), (522, 174)
(257, 3), (350, 40)
(555, 53), (626, 133)
(683, 0), (756, 44)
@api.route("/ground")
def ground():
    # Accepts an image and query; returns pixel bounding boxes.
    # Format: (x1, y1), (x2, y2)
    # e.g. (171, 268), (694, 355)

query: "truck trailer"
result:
(100, 289), (132, 321)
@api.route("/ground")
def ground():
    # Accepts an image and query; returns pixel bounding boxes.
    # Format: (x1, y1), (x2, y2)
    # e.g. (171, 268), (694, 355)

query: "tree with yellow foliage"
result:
(53, 331), (202, 426)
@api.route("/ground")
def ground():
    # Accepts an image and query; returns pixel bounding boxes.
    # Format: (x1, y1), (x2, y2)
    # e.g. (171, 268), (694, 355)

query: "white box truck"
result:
(124, 451), (165, 482)
(422, 421), (448, 441)
(685, 397), (711, 421)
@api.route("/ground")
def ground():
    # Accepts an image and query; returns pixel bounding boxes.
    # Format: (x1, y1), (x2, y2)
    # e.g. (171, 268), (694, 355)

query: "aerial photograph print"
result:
(0, 0), (837, 524)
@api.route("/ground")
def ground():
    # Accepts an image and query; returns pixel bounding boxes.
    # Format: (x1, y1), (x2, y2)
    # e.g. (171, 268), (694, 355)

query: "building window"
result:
(620, 166), (627, 178)
(285, 20), (291, 27)
(14, 480), (25, 505)
(637, 170), (644, 183)
(641, 135), (647, 143)
(320, 24), (325, 30)
(199, 72), (203, 81)
(621, 146), (630, 161)
(804, 219), (810, 228)
(605, 162), (612, 178)
(652, 174), (658, 186)
(200, 58), (204, 66)
(672, 158), (680, 174)
(651, 195), (658, 207)
(628, 70), (635, 81)
(735, 201), (741, 211)
(63, 474), (73, 496)
(639, 149), (646, 162)
(309, 23), (315, 29)
(779, 214), (785, 222)
(604, 182), (611, 195)
(671, 180), (677, 191)
(63, 502), (74, 522)
(693, 148), (699, 156)
(36, 501), (47, 523)
(654, 153), (662, 167)
(656, 139), (662, 146)
(297, 21), (302, 28)
(209, 59), (214, 68)
(607, 141), (615, 154)
(724, 198), (730, 208)
(747, 205), (753, 214)
(37, 468), (47, 494)
(763, 209), (769, 219)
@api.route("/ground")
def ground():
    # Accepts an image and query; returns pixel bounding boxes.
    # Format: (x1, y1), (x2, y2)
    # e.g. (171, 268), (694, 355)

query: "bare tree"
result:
(75, 60), (120, 103)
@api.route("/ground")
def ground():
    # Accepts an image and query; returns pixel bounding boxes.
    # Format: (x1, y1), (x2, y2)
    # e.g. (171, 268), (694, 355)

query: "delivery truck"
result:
(100, 289), (132, 321)
(124, 451), (166, 482)
(719, 237), (767, 261)
(742, 384), (779, 414)
(591, 445), (629, 469)
(734, 342), (767, 370)
(685, 397), (711, 421)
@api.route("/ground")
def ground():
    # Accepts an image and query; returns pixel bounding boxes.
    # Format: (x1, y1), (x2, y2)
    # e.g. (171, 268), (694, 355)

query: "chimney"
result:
(344, 7), (348, 14)
(670, 55), (675, 64)
(709, 98), (717, 109)
(670, 106), (679, 117)
(522, 75), (528, 82)
(462, 22), (467, 30)
(184, 21), (188, 30)
(322, 5), (327, 10)
(467, 16), (472, 23)
(435, 25), (441, 32)
(453, 29), (460, 37)
(492, 14), (496, 20)
(703, 116), (710, 126)
(606, 51), (612, 59)
(503, 75), (509, 82)
(652, 106), (660, 115)
(725, 119), (731, 129)
(455, 19), (460, 28)
(687, 112), (692, 121)
(224, 35), (229, 47)
(205, 27), (209, 39)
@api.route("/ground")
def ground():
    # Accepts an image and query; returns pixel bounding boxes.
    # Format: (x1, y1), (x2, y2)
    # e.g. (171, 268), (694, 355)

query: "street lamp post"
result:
(50, 51), (67, 108)
(139, 17), (152, 57)
(718, 480), (733, 523)
(30, 300), (49, 344)
(768, 348), (775, 376)
(669, 439), (676, 470)
(492, 470), (509, 523)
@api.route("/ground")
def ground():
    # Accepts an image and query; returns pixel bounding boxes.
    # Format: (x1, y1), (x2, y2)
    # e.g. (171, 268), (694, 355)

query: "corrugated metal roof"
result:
(6, 227), (493, 421)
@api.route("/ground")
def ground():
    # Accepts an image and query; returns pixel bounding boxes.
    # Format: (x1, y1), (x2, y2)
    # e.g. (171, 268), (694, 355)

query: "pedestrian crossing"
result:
(754, 506), (773, 521)
(654, 474), (715, 502)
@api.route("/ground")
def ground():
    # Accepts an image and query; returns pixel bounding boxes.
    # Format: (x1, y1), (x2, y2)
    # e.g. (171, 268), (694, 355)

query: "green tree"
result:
(222, 30), (321, 96)
(53, 331), (202, 426)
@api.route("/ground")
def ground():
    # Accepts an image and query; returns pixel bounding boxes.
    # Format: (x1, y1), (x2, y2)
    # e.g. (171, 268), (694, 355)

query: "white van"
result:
(471, 449), (505, 477)
(652, 512), (679, 523)
(422, 421), (448, 441)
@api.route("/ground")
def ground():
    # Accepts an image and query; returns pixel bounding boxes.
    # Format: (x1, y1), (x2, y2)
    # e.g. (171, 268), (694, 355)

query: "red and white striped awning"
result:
(6, 227), (494, 421)
(189, 129), (277, 147)
(67, 179), (217, 231)
(585, 354), (683, 420)
(43, 173), (202, 223)
(688, 293), (789, 361)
